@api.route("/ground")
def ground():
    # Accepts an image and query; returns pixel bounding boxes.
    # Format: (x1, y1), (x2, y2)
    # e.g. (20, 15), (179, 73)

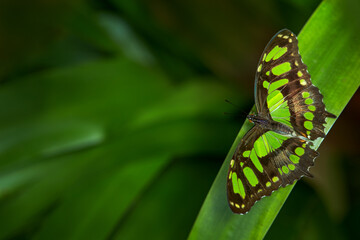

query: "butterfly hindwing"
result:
(286, 85), (336, 140)
(227, 126), (318, 214)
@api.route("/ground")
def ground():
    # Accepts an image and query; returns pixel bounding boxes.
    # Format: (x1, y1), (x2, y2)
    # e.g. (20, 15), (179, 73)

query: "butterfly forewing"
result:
(255, 29), (336, 139)
(227, 29), (336, 214)
(255, 29), (304, 115)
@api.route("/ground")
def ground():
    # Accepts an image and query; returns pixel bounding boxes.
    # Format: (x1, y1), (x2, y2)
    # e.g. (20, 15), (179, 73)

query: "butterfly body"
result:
(227, 29), (336, 214)
(247, 114), (297, 138)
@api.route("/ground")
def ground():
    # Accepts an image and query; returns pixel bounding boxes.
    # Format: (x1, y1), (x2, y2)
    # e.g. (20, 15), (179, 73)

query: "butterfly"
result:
(227, 29), (336, 214)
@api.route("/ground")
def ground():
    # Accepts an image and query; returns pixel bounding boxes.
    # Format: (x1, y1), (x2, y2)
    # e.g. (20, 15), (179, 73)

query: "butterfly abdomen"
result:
(248, 114), (296, 137)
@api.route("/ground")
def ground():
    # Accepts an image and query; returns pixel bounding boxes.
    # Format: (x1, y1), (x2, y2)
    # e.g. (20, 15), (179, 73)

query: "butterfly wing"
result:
(227, 125), (318, 214)
(255, 29), (336, 140)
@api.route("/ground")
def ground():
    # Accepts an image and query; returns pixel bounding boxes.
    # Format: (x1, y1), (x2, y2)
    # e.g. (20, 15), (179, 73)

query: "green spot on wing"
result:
(270, 102), (291, 126)
(264, 131), (288, 150)
(288, 164), (295, 171)
(264, 133), (281, 150)
(268, 79), (289, 93)
(267, 90), (291, 127)
(265, 45), (281, 62)
(282, 165), (289, 174)
(308, 105), (316, 111)
(272, 62), (291, 76)
(243, 167), (259, 187)
(238, 178), (246, 199)
(304, 121), (313, 130)
(254, 135), (270, 157)
(300, 79), (307, 85)
(295, 147), (305, 156)
(267, 90), (284, 110)
(273, 47), (288, 60)
(262, 53), (267, 61)
(265, 46), (287, 62)
(263, 80), (270, 89)
(304, 112), (314, 120)
(262, 136), (270, 154)
(290, 154), (300, 164)
(250, 150), (263, 173)
(305, 98), (314, 105)
(231, 172), (240, 194)
(243, 150), (251, 157)
(302, 91), (310, 98)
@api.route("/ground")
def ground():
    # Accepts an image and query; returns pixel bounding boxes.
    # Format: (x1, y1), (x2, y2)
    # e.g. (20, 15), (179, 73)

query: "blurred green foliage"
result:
(0, 0), (359, 240)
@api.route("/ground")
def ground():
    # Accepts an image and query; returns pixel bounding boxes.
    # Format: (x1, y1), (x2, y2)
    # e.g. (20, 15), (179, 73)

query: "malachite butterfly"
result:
(227, 29), (336, 214)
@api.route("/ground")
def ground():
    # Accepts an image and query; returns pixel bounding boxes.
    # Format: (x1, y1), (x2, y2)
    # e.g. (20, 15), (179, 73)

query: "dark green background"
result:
(0, 0), (359, 239)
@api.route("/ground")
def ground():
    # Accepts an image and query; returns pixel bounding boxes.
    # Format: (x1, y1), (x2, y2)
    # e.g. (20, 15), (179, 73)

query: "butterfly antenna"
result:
(224, 99), (248, 118)
(225, 99), (240, 108)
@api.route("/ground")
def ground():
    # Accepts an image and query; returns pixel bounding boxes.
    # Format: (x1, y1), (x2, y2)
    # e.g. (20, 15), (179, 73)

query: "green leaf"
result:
(189, 0), (360, 239)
